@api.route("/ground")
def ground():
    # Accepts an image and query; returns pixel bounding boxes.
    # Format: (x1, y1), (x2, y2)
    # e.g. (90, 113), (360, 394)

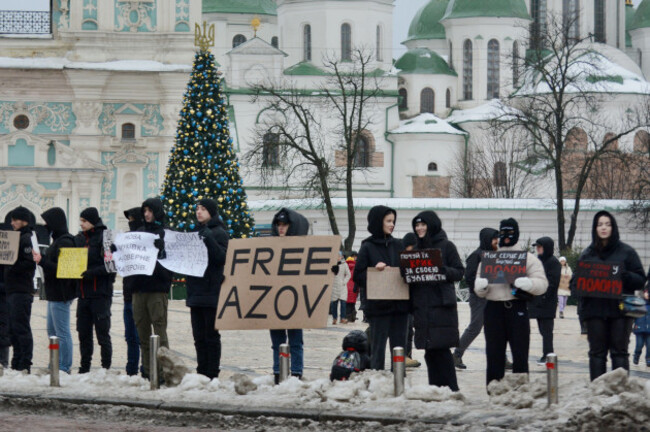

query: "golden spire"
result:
(626, 0), (633, 6)
(251, 16), (261, 37)
(194, 21), (215, 51)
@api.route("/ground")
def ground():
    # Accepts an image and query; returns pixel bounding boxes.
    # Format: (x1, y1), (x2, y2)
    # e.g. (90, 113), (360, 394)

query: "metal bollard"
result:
(279, 343), (290, 383)
(393, 347), (405, 397)
(49, 336), (60, 387)
(546, 353), (558, 406)
(150, 334), (160, 390)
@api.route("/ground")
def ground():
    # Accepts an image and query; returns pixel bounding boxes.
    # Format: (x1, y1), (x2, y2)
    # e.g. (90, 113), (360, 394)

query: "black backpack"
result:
(330, 330), (371, 381)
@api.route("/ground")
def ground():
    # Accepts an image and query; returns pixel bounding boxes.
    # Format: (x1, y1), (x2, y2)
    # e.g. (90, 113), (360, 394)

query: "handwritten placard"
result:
(159, 230), (209, 277)
(574, 260), (623, 299)
(399, 249), (444, 284)
(112, 232), (159, 277)
(480, 251), (528, 284)
(0, 230), (20, 265)
(57, 248), (88, 279)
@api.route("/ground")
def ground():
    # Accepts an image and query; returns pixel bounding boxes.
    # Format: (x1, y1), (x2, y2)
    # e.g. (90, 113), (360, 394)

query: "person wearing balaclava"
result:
(75, 207), (114, 373)
(121, 207), (144, 376)
(407, 211), (465, 391)
(528, 237), (561, 366)
(353, 205), (408, 371)
(40, 207), (77, 374)
(186, 198), (229, 380)
(474, 218), (548, 388)
(570, 211), (645, 381)
(453, 227), (498, 370)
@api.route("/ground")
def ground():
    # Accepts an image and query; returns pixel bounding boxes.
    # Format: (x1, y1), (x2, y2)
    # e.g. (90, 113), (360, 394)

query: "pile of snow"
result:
(487, 373), (546, 409)
(446, 100), (520, 124)
(157, 346), (191, 387)
(0, 57), (191, 72)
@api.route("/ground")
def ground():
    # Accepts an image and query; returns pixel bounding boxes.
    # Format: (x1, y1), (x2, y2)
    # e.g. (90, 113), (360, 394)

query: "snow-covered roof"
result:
(389, 113), (467, 135)
(446, 100), (519, 124)
(0, 57), (191, 72)
(248, 197), (635, 212)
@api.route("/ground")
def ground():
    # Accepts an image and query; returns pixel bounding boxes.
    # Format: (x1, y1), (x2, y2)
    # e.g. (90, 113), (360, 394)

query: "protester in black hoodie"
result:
(5, 206), (37, 373)
(122, 207), (143, 376)
(41, 207), (77, 373)
(269, 208), (309, 383)
(453, 228), (498, 370)
(408, 211), (465, 390)
(529, 237), (561, 365)
(131, 197), (172, 380)
(353, 205), (408, 370)
(76, 207), (113, 373)
(571, 211), (646, 380)
(186, 198), (229, 380)
(0, 215), (14, 368)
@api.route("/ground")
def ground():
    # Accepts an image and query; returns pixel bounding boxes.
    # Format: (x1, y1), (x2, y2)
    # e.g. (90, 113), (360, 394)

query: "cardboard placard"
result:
(57, 248), (88, 279)
(574, 260), (623, 299)
(480, 251), (528, 284)
(399, 249), (445, 284)
(112, 232), (159, 277)
(0, 230), (20, 265)
(367, 267), (410, 300)
(159, 230), (208, 277)
(215, 235), (340, 330)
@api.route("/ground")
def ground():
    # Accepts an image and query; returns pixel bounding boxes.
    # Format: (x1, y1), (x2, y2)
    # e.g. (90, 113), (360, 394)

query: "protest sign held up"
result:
(367, 267), (410, 300)
(112, 232), (159, 277)
(480, 251), (528, 284)
(0, 230), (20, 265)
(215, 235), (340, 330)
(574, 260), (623, 299)
(399, 249), (444, 284)
(159, 230), (208, 277)
(57, 248), (88, 279)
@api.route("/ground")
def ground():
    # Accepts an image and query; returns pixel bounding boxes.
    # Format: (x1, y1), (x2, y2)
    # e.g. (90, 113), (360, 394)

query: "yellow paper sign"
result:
(57, 248), (88, 279)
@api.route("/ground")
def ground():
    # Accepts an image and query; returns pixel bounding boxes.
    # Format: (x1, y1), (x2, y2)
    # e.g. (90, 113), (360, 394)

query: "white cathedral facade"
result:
(0, 0), (649, 230)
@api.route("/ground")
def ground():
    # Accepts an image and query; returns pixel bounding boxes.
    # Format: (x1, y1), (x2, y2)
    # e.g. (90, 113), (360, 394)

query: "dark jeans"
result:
(330, 300), (346, 320)
(77, 297), (112, 372)
(270, 329), (303, 375)
(634, 333), (650, 362)
(8, 292), (33, 371)
(190, 307), (221, 379)
(368, 313), (409, 370)
(345, 302), (357, 322)
(586, 317), (633, 381)
(537, 318), (554, 357)
(456, 293), (486, 357)
(484, 300), (530, 386)
(425, 348), (459, 391)
(0, 291), (9, 348)
(123, 301), (141, 376)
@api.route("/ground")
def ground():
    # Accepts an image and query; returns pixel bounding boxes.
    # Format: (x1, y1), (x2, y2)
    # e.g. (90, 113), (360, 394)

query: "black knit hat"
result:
(80, 207), (101, 226)
(10, 206), (32, 224)
(198, 198), (218, 218)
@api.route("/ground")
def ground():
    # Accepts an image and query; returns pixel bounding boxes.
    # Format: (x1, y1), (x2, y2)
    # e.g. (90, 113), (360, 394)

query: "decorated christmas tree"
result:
(161, 25), (254, 238)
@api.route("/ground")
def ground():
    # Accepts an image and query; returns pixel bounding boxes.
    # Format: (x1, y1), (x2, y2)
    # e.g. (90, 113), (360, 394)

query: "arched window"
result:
(594, 0), (606, 43)
(565, 127), (588, 151)
(303, 25), (312, 61)
(398, 88), (408, 110)
(634, 130), (650, 153)
(341, 23), (352, 61)
(449, 40), (453, 70)
(354, 135), (370, 167)
(262, 132), (280, 167)
(420, 88), (435, 114)
(271, 36), (279, 48)
(493, 162), (507, 188)
(531, 0), (547, 49)
(487, 39), (500, 99)
(232, 34), (246, 48)
(376, 25), (383, 61)
(428, 162), (438, 172)
(603, 132), (619, 151)
(563, 0), (579, 40)
(513, 41), (520, 86)
(121, 123), (135, 140)
(463, 39), (473, 100)
(445, 88), (451, 108)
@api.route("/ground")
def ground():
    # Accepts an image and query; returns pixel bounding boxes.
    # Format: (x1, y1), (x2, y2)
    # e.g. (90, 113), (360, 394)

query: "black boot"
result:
(589, 357), (607, 381)
(0, 346), (8, 368)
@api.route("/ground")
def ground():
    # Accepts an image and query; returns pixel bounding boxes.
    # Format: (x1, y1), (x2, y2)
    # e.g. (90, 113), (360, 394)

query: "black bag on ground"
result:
(330, 330), (371, 381)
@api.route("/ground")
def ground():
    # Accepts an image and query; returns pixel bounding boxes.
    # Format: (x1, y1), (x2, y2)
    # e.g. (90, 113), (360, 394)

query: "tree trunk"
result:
(344, 163), (356, 252)
(318, 166), (340, 236)
(555, 164), (567, 252)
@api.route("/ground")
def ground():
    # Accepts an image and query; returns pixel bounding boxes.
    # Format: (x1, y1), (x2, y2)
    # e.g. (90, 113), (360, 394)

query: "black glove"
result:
(154, 238), (164, 251)
(353, 284), (359, 294)
(81, 269), (95, 278)
(331, 264), (340, 275)
(198, 227), (210, 240)
(109, 244), (117, 253)
(437, 266), (447, 276)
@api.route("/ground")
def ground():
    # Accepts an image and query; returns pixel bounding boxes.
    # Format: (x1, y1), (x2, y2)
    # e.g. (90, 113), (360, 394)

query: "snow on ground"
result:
(0, 56), (191, 72)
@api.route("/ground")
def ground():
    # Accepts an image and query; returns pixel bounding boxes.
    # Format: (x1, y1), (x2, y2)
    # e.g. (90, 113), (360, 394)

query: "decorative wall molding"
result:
(115, 0), (157, 33)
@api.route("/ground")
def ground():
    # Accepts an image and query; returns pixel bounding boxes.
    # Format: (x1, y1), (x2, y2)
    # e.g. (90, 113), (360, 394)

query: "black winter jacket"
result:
(408, 211), (464, 350)
(131, 198), (173, 294)
(0, 219), (9, 296)
(465, 228), (498, 295)
(122, 207), (144, 303)
(75, 221), (113, 299)
(5, 224), (36, 295)
(528, 236), (561, 319)
(40, 208), (77, 302)
(353, 205), (408, 318)
(186, 216), (229, 308)
(571, 211), (646, 320)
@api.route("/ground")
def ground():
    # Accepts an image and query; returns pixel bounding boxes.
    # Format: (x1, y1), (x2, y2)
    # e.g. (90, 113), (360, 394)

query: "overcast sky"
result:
(1, 0), (643, 58)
